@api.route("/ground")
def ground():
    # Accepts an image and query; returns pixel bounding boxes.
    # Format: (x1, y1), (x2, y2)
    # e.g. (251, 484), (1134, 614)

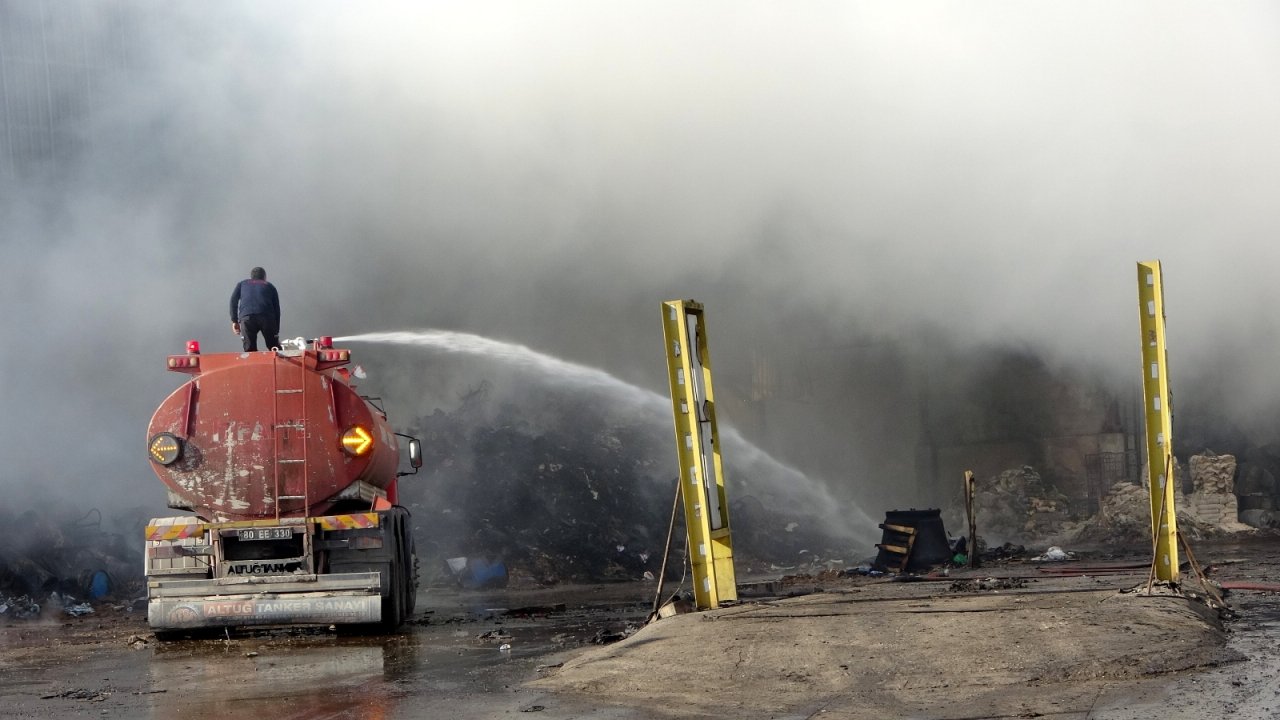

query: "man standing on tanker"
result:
(230, 267), (281, 351)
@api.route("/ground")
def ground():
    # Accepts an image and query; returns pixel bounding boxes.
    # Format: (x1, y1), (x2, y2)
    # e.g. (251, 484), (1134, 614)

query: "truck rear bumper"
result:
(147, 572), (383, 629)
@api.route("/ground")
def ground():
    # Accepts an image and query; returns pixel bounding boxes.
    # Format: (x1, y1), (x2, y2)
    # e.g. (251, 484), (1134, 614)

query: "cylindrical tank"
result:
(146, 349), (399, 521)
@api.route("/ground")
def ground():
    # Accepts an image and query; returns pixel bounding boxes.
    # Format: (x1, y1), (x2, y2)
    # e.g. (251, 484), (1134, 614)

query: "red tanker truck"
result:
(143, 336), (422, 635)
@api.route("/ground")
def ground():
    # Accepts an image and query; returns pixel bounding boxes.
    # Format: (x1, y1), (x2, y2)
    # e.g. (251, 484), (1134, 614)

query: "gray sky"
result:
(3, 1), (1279, 516)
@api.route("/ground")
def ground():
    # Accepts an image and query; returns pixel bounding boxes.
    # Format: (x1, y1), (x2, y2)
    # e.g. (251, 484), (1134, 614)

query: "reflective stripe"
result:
(146, 512), (380, 540)
(146, 523), (204, 541)
(316, 513), (380, 531)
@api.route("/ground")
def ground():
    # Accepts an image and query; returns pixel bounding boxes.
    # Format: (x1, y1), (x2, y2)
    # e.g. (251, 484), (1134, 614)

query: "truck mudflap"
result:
(148, 572), (382, 629)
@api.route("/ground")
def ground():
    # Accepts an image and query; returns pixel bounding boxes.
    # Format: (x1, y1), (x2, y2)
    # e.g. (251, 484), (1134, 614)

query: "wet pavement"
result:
(3, 539), (1279, 719)
(0, 584), (652, 719)
(1092, 543), (1280, 720)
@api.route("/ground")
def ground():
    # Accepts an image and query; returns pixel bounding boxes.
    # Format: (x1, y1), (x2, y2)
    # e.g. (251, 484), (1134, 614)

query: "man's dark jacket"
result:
(230, 279), (281, 325)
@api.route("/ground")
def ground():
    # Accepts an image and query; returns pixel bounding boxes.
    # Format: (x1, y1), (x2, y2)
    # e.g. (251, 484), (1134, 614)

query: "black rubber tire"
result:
(399, 506), (417, 619)
(378, 509), (405, 631)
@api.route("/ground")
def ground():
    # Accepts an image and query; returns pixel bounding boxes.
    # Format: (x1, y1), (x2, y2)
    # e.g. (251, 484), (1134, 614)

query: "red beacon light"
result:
(166, 340), (202, 371)
(318, 336), (334, 349)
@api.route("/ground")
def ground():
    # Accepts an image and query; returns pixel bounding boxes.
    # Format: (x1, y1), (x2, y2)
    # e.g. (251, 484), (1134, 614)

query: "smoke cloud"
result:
(3, 1), (1280, 526)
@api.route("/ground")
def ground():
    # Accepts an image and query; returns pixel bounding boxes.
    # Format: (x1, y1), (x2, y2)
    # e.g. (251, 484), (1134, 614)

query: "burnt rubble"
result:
(401, 385), (858, 586)
(960, 453), (1260, 549)
(966, 466), (1074, 544)
(0, 507), (143, 620)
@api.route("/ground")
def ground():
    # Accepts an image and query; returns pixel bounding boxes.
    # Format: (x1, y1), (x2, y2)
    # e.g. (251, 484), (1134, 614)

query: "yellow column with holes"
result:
(662, 300), (737, 609)
(1137, 261), (1180, 581)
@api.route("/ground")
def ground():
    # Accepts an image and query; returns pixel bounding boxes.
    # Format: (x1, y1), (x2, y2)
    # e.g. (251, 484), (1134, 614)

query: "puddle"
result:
(135, 588), (651, 719)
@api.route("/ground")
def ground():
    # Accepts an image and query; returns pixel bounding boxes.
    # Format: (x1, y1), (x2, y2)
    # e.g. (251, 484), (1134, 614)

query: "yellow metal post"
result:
(661, 300), (737, 609)
(1136, 261), (1180, 582)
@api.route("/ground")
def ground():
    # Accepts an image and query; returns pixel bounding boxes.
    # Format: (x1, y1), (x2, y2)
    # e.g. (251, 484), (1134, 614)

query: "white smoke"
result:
(2, 1), (1279, 523)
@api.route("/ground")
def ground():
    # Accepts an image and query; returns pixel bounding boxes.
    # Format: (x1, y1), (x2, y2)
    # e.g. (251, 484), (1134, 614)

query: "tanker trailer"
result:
(143, 337), (422, 636)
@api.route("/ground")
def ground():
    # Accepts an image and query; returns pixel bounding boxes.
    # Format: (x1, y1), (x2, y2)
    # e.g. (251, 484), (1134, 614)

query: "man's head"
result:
(250, 267), (266, 280)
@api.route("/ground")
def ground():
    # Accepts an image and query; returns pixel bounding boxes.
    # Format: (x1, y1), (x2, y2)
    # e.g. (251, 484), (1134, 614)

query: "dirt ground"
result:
(537, 578), (1226, 718)
(0, 536), (1277, 719)
(533, 536), (1280, 719)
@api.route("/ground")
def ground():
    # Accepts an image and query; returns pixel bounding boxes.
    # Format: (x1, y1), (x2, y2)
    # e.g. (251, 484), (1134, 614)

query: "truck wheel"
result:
(404, 530), (418, 617)
(378, 510), (406, 630)
(398, 506), (417, 619)
(337, 508), (407, 635)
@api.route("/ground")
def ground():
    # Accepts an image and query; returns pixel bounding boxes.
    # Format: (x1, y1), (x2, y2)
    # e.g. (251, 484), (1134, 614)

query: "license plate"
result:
(237, 527), (293, 541)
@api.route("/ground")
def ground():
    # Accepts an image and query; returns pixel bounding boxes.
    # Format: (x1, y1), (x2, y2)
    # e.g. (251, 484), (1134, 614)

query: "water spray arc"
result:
(334, 329), (880, 546)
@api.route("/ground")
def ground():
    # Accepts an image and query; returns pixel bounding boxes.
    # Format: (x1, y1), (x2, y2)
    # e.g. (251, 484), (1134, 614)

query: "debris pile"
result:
(971, 466), (1074, 543)
(1065, 453), (1253, 543)
(0, 506), (143, 620)
(402, 386), (856, 585)
(1072, 481), (1152, 544)
(1182, 453), (1250, 532)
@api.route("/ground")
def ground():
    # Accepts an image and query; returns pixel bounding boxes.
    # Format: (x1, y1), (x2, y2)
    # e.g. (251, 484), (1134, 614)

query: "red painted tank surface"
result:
(146, 347), (399, 522)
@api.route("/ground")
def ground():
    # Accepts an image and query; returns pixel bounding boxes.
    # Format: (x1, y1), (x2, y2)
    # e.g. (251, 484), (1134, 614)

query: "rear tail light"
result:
(318, 350), (350, 362)
(167, 356), (200, 368)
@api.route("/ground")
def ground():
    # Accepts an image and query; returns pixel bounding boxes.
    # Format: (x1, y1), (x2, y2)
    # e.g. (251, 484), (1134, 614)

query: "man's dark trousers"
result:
(240, 314), (281, 352)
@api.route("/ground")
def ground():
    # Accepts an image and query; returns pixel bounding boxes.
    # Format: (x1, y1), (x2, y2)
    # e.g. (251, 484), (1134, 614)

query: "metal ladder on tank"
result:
(272, 352), (310, 521)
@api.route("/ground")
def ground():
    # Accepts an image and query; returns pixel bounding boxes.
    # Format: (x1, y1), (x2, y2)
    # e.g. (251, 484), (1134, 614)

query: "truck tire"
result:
(403, 523), (418, 618)
(379, 509), (406, 630)
(334, 507), (406, 635)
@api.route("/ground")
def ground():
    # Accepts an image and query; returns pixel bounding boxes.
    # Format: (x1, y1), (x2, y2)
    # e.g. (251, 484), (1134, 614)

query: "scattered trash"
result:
(477, 629), (514, 641)
(42, 591), (95, 617)
(0, 506), (143, 615)
(0, 594), (40, 619)
(590, 623), (640, 644)
(520, 705), (546, 712)
(1031, 547), (1074, 562)
(445, 557), (509, 589)
(642, 571), (655, 581)
(244, 651), (259, 657)
(949, 577), (1028, 593)
(126, 635), (148, 649)
(498, 643), (512, 652)
(40, 689), (109, 702)
(503, 604), (566, 618)
(64, 602), (94, 617)
(656, 599), (695, 619)
(983, 543), (1027, 562)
